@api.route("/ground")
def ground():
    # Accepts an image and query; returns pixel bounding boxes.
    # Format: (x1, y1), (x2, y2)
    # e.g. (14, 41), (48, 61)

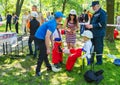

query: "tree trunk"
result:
(15, 0), (24, 17)
(116, 2), (119, 12)
(62, 0), (67, 13)
(106, 0), (115, 42)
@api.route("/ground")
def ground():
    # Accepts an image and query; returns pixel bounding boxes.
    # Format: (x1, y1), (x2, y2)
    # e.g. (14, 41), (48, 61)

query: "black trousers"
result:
(92, 36), (104, 64)
(28, 35), (38, 57)
(6, 22), (11, 32)
(35, 38), (51, 73)
(15, 22), (19, 33)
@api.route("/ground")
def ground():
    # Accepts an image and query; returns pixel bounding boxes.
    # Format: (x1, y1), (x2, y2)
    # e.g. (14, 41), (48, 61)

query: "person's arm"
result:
(63, 19), (68, 30)
(50, 35), (54, 48)
(86, 11), (107, 29)
(45, 30), (52, 54)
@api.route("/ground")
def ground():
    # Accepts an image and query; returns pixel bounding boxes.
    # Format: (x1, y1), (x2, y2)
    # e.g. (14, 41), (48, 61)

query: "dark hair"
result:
(51, 12), (54, 15)
(32, 5), (37, 8)
(84, 9), (87, 12)
(67, 14), (77, 24)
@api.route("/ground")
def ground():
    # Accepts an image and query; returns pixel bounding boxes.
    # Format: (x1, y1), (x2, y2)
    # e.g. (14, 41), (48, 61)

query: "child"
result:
(64, 30), (93, 71)
(52, 22), (63, 72)
(27, 12), (40, 58)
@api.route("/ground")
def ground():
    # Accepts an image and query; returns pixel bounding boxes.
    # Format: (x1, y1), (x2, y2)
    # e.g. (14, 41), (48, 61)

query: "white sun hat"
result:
(81, 30), (93, 39)
(70, 9), (77, 15)
(31, 11), (38, 17)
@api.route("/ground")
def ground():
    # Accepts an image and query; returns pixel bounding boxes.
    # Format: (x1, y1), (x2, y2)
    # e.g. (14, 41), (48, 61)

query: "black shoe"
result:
(36, 72), (41, 76)
(47, 66), (52, 71)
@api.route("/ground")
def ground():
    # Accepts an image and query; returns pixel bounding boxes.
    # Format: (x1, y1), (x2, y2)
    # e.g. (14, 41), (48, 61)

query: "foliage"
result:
(0, 34), (120, 85)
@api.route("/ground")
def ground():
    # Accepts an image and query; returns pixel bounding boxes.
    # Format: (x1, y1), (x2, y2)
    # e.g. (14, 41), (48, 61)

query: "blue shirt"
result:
(35, 19), (57, 40)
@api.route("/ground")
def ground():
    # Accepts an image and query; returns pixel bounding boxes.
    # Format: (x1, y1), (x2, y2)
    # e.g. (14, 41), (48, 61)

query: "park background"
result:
(0, 0), (120, 85)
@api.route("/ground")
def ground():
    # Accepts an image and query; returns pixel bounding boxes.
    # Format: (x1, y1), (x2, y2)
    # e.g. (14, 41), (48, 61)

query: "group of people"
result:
(1, 0), (107, 76)
(5, 12), (19, 33)
(25, 1), (107, 76)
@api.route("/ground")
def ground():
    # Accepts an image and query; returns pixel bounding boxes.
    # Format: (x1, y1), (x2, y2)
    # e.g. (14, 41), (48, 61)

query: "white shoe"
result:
(51, 65), (61, 72)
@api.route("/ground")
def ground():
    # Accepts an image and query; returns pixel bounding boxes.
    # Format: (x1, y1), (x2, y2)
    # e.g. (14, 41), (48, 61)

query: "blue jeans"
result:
(28, 35), (38, 57)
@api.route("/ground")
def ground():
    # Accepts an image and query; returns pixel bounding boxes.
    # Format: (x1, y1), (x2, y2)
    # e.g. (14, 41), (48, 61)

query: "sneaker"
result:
(51, 65), (61, 72)
(36, 72), (41, 76)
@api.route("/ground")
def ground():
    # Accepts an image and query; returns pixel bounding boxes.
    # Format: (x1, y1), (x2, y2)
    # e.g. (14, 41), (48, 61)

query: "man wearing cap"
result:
(35, 12), (64, 76)
(86, 1), (107, 65)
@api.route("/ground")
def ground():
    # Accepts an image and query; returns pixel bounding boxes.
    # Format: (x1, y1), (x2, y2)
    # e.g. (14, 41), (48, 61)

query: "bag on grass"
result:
(113, 59), (120, 66)
(84, 70), (104, 84)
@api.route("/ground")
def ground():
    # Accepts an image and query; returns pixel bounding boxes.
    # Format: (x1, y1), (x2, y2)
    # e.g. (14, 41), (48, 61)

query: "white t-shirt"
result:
(52, 29), (61, 40)
(22, 15), (28, 24)
(82, 40), (92, 59)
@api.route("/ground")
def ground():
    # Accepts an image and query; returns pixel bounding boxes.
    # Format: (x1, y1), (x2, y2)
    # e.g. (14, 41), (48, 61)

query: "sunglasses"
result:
(57, 24), (63, 25)
(70, 14), (75, 16)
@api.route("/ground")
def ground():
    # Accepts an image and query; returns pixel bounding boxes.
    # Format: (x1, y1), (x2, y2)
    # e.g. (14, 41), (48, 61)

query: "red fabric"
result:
(61, 29), (66, 35)
(70, 48), (76, 54)
(66, 48), (82, 71)
(52, 42), (63, 64)
(114, 29), (119, 39)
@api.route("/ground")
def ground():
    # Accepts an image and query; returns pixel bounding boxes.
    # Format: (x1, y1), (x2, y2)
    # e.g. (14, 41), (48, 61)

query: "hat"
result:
(54, 11), (65, 18)
(81, 30), (93, 38)
(91, 1), (99, 7)
(70, 9), (77, 15)
(31, 11), (38, 17)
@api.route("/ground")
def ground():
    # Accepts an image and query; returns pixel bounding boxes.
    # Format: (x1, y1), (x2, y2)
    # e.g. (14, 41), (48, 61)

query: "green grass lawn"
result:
(0, 22), (22, 35)
(0, 25), (120, 85)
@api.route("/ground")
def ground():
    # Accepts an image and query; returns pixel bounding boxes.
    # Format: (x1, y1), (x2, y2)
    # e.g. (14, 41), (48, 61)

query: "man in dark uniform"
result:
(6, 12), (12, 32)
(86, 1), (107, 65)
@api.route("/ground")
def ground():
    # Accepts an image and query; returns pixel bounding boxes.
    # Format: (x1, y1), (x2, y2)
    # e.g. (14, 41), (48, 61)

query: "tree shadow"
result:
(105, 40), (120, 55)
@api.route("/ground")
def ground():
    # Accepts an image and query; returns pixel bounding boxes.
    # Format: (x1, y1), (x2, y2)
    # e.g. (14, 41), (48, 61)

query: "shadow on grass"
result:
(105, 40), (120, 55)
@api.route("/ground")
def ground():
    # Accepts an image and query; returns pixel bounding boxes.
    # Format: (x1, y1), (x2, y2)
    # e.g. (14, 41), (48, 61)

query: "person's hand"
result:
(85, 25), (93, 29)
(66, 28), (71, 32)
(47, 49), (51, 55)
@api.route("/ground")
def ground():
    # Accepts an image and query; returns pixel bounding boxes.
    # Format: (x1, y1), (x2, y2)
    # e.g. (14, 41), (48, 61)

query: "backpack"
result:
(84, 70), (104, 84)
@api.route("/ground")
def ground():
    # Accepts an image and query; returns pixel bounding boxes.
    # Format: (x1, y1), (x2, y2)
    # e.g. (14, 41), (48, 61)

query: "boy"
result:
(52, 22), (63, 72)
(64, 30), (93, 71)
(27, 12), (40, 58)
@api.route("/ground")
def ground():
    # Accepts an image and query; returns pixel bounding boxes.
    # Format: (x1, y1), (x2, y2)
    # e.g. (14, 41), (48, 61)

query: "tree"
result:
(62, 0), (67, 13)
(15, 0), (24, 17)
(106, 0), (115, 42)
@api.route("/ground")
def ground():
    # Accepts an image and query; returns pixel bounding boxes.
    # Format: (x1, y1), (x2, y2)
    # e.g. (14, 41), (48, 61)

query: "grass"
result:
(0, 25), (120, 85)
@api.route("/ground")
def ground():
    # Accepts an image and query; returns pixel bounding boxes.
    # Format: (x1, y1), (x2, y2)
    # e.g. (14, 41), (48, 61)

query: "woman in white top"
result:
(21, 11), (28, 35)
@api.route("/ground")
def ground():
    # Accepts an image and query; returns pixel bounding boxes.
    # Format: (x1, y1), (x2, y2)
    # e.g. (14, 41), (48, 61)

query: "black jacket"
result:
(30, 18), (40, 36)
